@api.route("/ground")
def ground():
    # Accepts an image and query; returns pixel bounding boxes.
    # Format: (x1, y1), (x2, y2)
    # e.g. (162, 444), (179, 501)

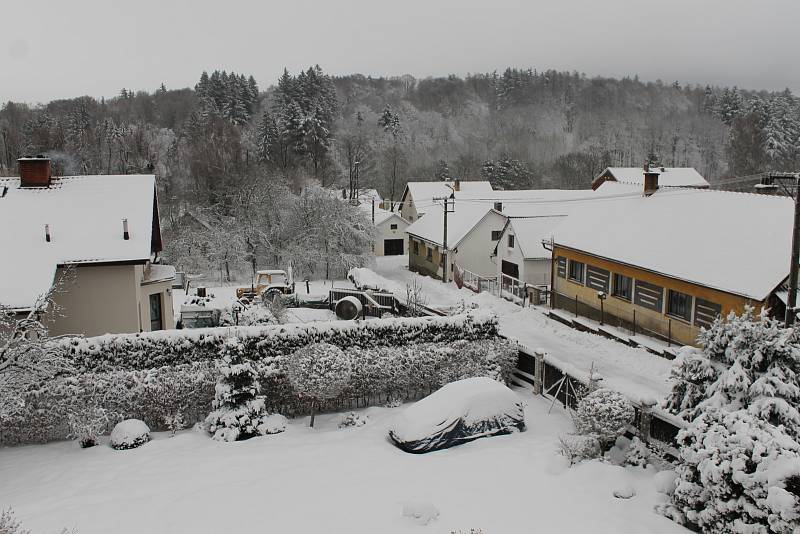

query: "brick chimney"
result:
(643, 163), (659, 196)
(453, 179), (461, 192)
(18, 156), (52, 187)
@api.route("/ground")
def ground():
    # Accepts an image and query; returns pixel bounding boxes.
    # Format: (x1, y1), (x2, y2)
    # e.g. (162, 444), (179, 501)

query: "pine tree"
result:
(204, 337), (274, 441)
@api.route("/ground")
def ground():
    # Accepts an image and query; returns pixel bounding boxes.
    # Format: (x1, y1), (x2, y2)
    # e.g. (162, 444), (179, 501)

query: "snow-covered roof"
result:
(595, 167), (709, 188)
(359, 203), (407, 226)
(0, 175), (158, 310)
(505, 216), (569, 259)
(331, 188), (383, 204)
(405, 200), (500, 248)
(401, 181), (493, 215)
(454, 189), (599, 217)
(142, 264), (176, 285)
(553, 187), (794, 300)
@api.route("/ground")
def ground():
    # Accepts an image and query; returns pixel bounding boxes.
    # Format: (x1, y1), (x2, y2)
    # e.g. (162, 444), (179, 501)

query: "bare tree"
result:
(0, 271), (75, 413)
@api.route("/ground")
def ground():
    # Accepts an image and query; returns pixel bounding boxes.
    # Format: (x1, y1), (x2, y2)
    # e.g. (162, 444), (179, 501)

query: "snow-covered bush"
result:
(339, 411), (367, 428)
(662, 409), (800, 533)
(110, 419), (151, 450)
(287, 343), (352, 427)
(558, 433), (602, 465)
(205, 337), (276, 442)
(573, 388), (635, 447)
(665, 307), (800, 438)
(624, 436), (652, 467)
(56, 311), (499, 373)
(67, 405), (113, 448)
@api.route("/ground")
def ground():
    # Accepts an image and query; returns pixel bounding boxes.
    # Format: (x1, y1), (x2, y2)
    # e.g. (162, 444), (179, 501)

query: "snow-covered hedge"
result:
(0, 362), (216, 445)
(56, 311), (499, 373)
(1, 336), (516, 445)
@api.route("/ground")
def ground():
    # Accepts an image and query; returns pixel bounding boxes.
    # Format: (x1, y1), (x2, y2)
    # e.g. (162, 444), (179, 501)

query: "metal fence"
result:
(514, 347), (683, 454)
(551, 290), (680, 348)
(328, 288), (398, 317)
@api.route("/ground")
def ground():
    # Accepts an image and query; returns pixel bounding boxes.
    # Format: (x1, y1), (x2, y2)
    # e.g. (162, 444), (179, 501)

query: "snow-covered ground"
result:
(0, 391), (683, 534)
(370, 256), (675, 403)
(172, 278), (351, 323)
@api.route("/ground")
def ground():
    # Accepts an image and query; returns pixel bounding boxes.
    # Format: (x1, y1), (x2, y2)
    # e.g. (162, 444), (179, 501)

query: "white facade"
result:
(372, 212), (409, 256)
(451, 210), (507, 278)
(494, 225), (551, 287)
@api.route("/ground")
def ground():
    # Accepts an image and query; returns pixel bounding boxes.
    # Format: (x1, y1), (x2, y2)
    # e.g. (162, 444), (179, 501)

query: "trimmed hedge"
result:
(56, 311), (499, 373)
(2, 337), (517, 445)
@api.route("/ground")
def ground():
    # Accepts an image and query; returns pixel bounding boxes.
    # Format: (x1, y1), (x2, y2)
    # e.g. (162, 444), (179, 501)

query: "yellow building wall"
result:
(552, 246), (763, 347)
(408, 237), (443, 279)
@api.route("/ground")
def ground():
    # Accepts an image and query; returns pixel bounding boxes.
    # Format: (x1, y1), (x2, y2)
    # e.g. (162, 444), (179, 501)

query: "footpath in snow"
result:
(368, 256), (675, 404)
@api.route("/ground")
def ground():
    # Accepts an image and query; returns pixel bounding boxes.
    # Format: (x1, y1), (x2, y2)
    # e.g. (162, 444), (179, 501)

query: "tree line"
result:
(1, 66), (798, 278)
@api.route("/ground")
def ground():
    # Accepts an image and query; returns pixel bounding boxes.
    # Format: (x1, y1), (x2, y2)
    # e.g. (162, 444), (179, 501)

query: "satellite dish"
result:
(335, 296), (363, 320)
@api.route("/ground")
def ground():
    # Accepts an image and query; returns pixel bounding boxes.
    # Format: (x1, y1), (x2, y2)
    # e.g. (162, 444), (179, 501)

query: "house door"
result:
(501, 260), (520, 279)
(384, 238), (404, 255)
(149, 293), (163, 331)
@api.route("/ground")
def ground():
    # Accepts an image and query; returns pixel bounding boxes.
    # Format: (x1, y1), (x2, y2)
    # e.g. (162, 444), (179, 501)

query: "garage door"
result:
(384, 239), (404, 255)
(501, 260), (519, 279)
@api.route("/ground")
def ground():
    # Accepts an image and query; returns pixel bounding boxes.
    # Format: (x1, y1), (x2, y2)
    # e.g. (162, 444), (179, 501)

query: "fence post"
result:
(633, 309), (636, 337)
(637, 399), (656, 443)
(533, 351), (545, 395)
(668, 319), (672, 347)
(575, 294), (579, 318)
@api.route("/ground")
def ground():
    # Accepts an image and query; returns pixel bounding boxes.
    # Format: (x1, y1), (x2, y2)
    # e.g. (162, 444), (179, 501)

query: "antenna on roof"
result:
(45, 224), (51, 243)
(122, 218), (130, 240)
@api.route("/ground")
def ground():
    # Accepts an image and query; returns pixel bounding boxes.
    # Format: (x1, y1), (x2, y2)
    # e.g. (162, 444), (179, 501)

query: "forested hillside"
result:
(1, 66), (798, 279)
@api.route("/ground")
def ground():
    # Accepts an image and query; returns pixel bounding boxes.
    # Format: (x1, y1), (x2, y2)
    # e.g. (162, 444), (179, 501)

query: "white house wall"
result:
(495, 224), (552, 286)
(452, 211), (507, 277)
(373, 216), (409, 256)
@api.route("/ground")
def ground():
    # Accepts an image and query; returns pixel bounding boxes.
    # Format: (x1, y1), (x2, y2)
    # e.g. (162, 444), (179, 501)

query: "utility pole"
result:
(757, 172), (800, 325)
(786, 175), (800, 325)
(371, 198), (375, 223)
(434, 195), (455, 283)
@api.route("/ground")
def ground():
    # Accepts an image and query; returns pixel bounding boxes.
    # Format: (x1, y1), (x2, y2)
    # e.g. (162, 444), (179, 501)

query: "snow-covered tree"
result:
(0, 276), (74, 418)
(662, 409), (800, 533)
(286, 342), (352, 427)
(665, 307), (800, 439)
(205, 337), (274, 442)
(573, 388), (635, 447)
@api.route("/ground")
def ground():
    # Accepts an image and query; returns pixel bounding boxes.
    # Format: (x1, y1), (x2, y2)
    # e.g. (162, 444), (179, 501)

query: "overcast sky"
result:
(3, 0), (798, 104)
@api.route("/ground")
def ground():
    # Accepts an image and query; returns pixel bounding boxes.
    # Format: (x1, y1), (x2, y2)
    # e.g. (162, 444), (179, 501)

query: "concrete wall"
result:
(552, 245), (763, 346)
(373, 215), (409, 256)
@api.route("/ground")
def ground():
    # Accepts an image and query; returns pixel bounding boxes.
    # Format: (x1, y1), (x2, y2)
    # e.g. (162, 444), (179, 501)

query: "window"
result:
(556, 256), (567, 278)
(568, 260), (584, 284)
(612, 273), (632, 301)
(667, 290), (693, 322)
(491, 230), (502, 241)
(426, 247), (433, 261)
(694, 298), (721, 329)
(149, 293), (163, 331)
(494, 202), (503, 211)
(413, 240), (419, 255)
(390, 223), (398, 230)
(409, 216), (414, 222)
(508, 234), (515, 248)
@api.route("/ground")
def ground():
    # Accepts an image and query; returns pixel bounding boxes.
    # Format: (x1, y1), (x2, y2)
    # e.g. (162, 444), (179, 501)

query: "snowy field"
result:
(0, 391), (684, 534)
(369, 256), (675, 403)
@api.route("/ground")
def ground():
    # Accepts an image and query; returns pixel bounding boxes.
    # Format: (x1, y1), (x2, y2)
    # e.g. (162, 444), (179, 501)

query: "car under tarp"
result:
(388, 377), (525, 454)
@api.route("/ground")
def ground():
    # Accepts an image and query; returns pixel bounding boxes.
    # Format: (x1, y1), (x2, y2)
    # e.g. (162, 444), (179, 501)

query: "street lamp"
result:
(597, 290), (607, 326)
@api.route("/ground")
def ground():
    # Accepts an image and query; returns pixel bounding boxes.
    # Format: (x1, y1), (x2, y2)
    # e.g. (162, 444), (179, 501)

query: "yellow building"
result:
(551, 180), (794, 347)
